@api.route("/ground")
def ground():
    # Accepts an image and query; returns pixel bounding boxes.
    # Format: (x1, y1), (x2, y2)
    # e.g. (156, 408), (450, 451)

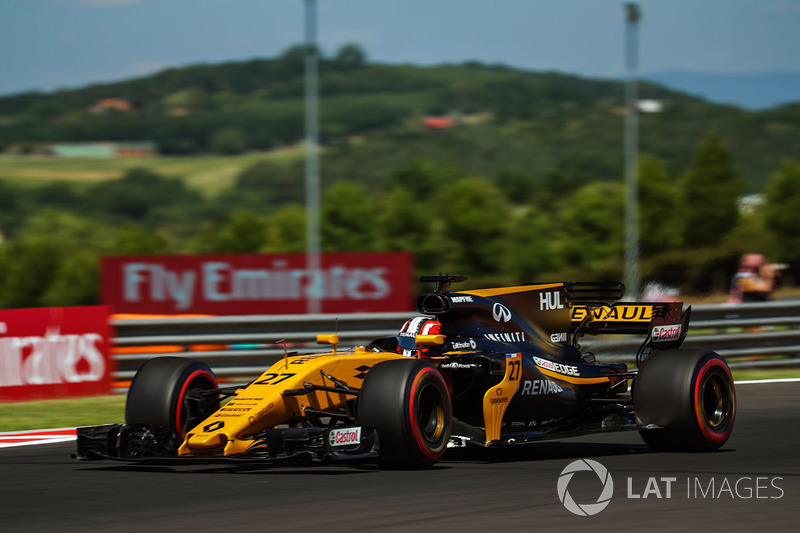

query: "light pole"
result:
(304, 0), (321, 314)
(623, 3), (641, 299)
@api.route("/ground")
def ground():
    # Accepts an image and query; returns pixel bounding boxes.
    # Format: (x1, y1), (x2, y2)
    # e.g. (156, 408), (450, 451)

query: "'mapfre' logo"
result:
(557, 459), (614, 516)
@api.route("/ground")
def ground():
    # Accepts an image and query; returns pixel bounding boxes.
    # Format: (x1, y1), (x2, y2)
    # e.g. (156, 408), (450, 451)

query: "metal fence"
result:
(111, 300), (800, 380)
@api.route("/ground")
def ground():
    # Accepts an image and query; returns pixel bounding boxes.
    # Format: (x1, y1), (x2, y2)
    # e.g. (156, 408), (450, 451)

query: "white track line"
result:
(734, 377), (800, 385)
(0, 427), (76, 449)
(0, 436), (76, 449)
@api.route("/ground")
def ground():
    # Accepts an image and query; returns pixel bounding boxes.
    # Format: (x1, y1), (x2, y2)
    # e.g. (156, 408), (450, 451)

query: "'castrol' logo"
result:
(652, 324), (682, 342)
(329, 427), (362, 447)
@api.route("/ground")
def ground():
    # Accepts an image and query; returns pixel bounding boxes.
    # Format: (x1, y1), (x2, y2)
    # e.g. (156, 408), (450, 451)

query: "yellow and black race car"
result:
(74, 275), (736, 468)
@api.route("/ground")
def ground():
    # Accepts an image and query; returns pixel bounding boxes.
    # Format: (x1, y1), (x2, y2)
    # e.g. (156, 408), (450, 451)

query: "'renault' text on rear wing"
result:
(570, 301), (689, 336)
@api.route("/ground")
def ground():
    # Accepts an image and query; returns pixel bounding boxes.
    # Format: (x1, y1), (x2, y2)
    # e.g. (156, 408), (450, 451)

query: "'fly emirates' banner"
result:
(0, 306), (114, 402)
(102, 252), (414, 315)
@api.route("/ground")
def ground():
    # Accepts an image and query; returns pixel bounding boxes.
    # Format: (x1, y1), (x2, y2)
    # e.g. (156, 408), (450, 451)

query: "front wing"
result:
(73, 423), (379, 464)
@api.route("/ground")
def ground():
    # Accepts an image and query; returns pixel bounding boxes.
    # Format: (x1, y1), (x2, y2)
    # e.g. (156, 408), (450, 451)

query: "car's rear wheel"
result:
(634, 349), (735, 451)
(357, 359), (452, 468)
(125, 357), (219, 443)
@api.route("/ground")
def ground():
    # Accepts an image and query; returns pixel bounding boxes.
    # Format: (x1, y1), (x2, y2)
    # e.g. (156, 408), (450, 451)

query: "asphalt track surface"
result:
(1, 382), (797, 532)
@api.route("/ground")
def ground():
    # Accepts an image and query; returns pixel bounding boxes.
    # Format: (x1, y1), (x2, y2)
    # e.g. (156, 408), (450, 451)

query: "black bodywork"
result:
(395, 275), (689, 445)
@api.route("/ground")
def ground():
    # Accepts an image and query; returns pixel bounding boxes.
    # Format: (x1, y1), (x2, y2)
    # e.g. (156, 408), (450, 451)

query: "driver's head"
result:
(397, 316), (441, 357)
(740, 253), (766, 272)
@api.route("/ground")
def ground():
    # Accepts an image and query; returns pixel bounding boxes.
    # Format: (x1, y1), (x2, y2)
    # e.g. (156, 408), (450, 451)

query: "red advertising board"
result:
(0, 306), (114, 403)
(102, 252), (414, 315)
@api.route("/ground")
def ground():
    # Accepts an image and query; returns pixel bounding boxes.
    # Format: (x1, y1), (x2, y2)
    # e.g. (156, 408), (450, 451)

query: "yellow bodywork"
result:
(482, 352), (522, 444)
(178, 345), (406, 456)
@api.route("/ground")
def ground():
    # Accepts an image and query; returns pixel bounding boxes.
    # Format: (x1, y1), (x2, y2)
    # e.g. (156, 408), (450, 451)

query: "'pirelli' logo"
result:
(571, 304), (652, 322)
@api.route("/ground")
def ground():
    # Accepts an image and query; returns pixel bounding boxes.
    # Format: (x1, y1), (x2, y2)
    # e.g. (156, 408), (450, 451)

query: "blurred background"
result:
(1, 0), (799, 309)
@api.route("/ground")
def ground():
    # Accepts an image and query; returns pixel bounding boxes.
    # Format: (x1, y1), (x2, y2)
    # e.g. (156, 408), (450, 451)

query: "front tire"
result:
(634, 349), (735, 451)
(125, 357), (219, 443)
(357, 359), (452, 468)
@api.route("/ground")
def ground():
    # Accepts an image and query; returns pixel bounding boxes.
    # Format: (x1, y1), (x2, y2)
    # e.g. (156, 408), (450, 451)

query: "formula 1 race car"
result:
(75, 275), (736, 468)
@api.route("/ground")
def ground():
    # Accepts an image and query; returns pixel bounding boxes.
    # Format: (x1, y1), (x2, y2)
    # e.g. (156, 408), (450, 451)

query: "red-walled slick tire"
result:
(635, 349), (736, 451)
(357, 359), (452, 468)
(125, 357), (219, 444)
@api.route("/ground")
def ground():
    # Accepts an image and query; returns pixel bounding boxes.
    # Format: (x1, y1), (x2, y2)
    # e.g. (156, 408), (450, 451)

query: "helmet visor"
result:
(397, 333), (417, 350)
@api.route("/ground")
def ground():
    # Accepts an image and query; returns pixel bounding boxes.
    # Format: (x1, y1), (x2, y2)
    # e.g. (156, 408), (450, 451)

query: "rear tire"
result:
(357, 359), (452, 468)
(125, 357), (219, 443)
(635, 349), (735, 451)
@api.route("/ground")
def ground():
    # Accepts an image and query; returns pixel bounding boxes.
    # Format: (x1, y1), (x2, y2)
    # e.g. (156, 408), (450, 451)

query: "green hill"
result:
(3, 44), (794, 192)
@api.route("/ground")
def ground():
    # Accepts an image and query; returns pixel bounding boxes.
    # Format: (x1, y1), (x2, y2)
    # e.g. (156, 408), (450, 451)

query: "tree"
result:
(41, 249), (99, 307)
(434, 177), (511, 276)
(560, 182), (625, 269)
(224, 160), (304, 210)
(0, 240), (62, 308)
(503, 207), (562, 282)
(163, 87), (207, 113)
(207, 210), (269, 253)
(114, 223), (168, 255)
(164, 87), (206, 114)
(494, 168), (538, 205)
(84, 168), (206, 224)
(278, 44), (320, 77)
(333, 43), (367, 69)
(209, 127), (248, 155)
(681, 134), (744, 247)
(321, 182), (376, 251)
(262, 204), (306, 253)
(0, 181), (23, 235)
(764, 158), (800, 261)
(0, 208), (112, 308)
(17, 208), (114, 251)
(638, 155), (683, 255)
(34, 182), (80, 210)
(388, 158), (458, 197)
(375, 184), (431, 252)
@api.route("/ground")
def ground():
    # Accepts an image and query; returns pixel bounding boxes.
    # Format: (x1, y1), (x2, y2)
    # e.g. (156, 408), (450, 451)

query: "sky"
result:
(1, 0), (800, 96)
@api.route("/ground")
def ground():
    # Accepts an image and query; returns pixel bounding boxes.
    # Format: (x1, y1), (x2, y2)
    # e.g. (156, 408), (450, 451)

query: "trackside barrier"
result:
(111, 300), (800, 380)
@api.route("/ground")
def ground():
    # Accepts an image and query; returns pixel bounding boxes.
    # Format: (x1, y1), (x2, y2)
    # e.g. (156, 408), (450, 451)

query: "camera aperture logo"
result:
(557, 459), (786, 516)
(557, 459), (614, 516)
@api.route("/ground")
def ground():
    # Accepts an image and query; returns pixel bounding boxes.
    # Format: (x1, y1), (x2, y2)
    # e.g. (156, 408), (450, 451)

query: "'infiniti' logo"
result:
(492, 303), (512, 323)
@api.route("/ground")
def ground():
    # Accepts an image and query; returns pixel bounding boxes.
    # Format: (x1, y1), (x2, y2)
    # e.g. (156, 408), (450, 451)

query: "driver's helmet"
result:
(397, 316), (441, 357)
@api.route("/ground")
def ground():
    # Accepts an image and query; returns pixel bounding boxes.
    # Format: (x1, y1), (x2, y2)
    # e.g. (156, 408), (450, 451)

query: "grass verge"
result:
(0, 394), (125, 432)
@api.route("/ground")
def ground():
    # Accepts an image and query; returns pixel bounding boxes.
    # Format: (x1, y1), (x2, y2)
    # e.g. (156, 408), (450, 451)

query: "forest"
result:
(1, 44), (800, 308)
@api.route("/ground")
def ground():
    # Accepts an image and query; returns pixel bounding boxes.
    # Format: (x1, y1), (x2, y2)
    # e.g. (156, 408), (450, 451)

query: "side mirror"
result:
(317, 334), (340, 354)
(415, 334), (445, 346)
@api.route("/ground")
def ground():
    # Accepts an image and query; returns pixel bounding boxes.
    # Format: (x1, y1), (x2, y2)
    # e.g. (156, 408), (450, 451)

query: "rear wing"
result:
(570, 301), (691, 364)
(571, 302), (673, 334)
(571, 301), (687, 334)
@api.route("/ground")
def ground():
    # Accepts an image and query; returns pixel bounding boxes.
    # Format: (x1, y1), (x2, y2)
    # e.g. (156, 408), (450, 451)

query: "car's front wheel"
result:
(357, 359), (452, 468)
(125, 356), (219, 445)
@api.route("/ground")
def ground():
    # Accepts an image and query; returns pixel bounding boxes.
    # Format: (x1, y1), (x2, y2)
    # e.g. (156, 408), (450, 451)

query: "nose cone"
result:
(182, 430), (228, 453)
